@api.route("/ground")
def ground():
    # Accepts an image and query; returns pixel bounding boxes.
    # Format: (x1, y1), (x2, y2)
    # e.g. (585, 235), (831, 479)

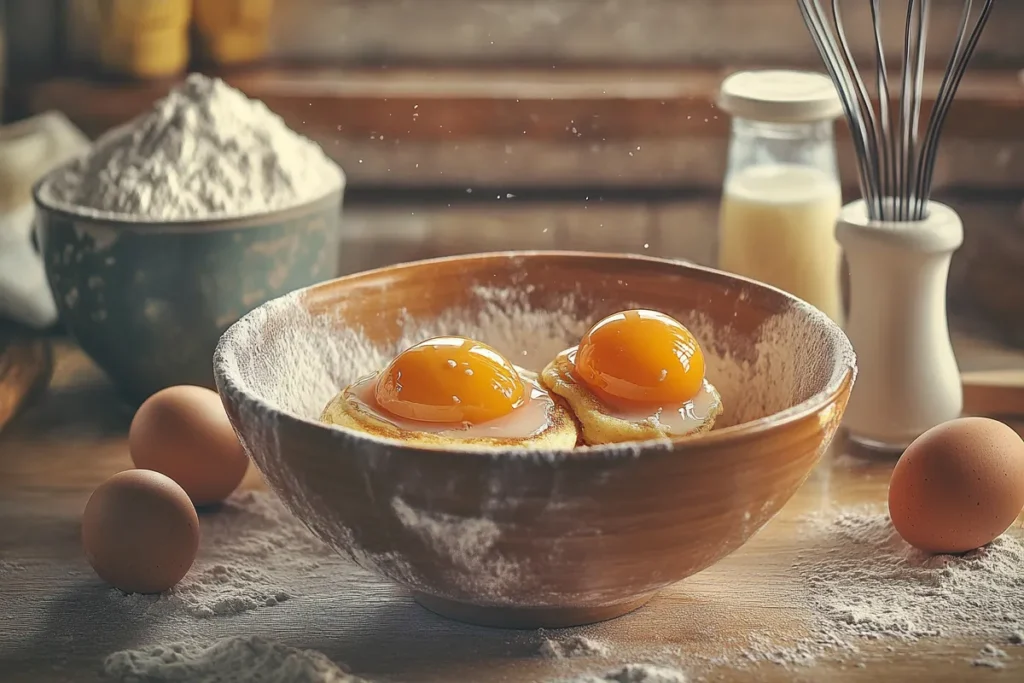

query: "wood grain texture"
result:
(16, 67), (1024, 190)
(963, 369), (1024, 418)
(23, 67), (1024, 143)
(52, 0), (1024, 71)
(0, 330), (1023, 681)
(262, 0), (1024, 69)
(950, 201), (1024, 347)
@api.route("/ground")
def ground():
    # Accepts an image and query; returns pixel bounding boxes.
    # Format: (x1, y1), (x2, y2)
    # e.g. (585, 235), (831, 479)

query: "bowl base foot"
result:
(412, 592), (654, 629)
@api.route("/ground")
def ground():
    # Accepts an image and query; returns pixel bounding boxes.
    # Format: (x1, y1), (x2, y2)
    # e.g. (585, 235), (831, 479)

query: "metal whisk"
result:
(797, 0), (995, 222)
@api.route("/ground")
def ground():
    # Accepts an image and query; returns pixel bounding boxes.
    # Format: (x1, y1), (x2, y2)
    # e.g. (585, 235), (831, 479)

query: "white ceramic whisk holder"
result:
(836, 199), (963, 451)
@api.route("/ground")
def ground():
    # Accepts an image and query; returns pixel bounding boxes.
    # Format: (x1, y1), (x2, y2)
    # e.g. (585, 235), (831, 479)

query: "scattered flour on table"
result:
(737, 510), (1024, 668)
(0, 559), (25, 573)
(103, 636), (365, 682)
(539, 635), (611, 659)
(112, 490), (334, 617)
(972, 644), (1009, 669)
(40, 73), (344, 221)
(555, 664), (688, 683)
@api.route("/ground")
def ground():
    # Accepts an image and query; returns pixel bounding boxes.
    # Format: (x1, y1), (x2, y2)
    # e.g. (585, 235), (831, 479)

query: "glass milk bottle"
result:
(716, 70), (844, 324)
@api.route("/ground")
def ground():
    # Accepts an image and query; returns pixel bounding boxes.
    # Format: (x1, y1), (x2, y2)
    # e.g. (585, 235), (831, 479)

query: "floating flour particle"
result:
(111, 490), (334, 617)
(558, 664), (688, 683)
(539, 635), (610, 659)
(102, 635), (366, 682)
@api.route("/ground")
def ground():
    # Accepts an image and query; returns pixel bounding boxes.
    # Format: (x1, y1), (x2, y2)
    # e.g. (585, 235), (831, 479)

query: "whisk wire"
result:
(916, 0), (995, 219)
(832, 0), (884, 217)
(797, 0), (880, 219)
(914, 0), (972, 219)
(896, 0), (926, 221)
(869, 0), (893, 219)
(909, 1), (930, 220)
(797, 0), (994, 223)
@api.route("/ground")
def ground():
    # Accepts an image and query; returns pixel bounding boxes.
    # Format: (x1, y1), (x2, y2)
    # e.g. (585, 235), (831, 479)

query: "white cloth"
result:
(0, 111), (90, 328)
(0, 203), (57, 329)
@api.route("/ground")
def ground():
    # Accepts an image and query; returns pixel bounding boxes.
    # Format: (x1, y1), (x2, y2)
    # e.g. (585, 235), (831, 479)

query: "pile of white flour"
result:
(102, 634), (683, 683)
(741, 510), (1024, 668)
(41, 73), (343, 221)
(97, 494), (1024, 679)
(540, 635), (611, 659)
(558, 664), (688, 683)
(103, 636), (365, 683)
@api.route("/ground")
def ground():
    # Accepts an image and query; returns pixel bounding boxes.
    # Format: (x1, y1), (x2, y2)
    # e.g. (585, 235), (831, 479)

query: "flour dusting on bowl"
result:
(392, 496), (519, 598)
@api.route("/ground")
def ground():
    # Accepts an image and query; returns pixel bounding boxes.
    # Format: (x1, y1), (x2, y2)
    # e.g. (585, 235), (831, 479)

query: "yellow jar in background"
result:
(193, 0), (275, 66)
(96, 0), (192, 79)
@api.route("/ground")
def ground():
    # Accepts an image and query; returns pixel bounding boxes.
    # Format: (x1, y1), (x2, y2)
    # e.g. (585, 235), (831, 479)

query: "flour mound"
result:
(42, 73), (344, 221)
(145, 564), (291, 618)
(102, 636), (363, 682)
(560, 664), (688, 683)
(799, 512), (1024, 643)
(733, 510), (1024, 669)
(539, 636), (610, 659)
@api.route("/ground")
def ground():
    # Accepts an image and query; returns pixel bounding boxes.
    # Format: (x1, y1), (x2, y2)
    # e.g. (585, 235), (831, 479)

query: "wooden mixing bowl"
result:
(214, 251), (856, 629)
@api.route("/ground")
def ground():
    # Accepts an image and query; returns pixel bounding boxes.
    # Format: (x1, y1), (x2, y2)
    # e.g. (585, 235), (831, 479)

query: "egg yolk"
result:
(574, 309), (705, 406)
(374, 336), (526, 424)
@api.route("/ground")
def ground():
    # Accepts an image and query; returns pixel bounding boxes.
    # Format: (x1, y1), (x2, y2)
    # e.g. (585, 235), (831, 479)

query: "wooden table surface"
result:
(1, 334), (1023, 683)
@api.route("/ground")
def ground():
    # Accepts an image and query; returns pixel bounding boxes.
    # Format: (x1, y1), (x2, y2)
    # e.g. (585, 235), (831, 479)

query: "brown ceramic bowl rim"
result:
(32, 170), (344, 234)
(214, 251), (857, 461)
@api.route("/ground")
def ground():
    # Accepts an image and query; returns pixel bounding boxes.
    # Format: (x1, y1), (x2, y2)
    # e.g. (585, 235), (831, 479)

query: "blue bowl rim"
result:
(32, 174), (344, 234)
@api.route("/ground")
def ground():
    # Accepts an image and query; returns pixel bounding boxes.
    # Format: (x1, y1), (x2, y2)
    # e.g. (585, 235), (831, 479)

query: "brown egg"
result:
(129, 385), (249, 506)
(82, 469), (200, 593)
(888, 417), (1024, 554)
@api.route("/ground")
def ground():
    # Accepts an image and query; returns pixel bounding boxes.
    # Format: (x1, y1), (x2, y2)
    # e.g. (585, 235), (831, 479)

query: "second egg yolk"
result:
(374, 337), (526, 425)
(574, 310), (705, 407)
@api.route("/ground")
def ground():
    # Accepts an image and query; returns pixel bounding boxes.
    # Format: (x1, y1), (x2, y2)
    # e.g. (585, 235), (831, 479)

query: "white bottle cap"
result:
(717, 70), (843, 123)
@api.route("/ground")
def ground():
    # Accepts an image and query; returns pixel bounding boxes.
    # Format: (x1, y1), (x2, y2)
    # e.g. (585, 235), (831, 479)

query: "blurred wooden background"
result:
(2, 0), (1023, 342)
